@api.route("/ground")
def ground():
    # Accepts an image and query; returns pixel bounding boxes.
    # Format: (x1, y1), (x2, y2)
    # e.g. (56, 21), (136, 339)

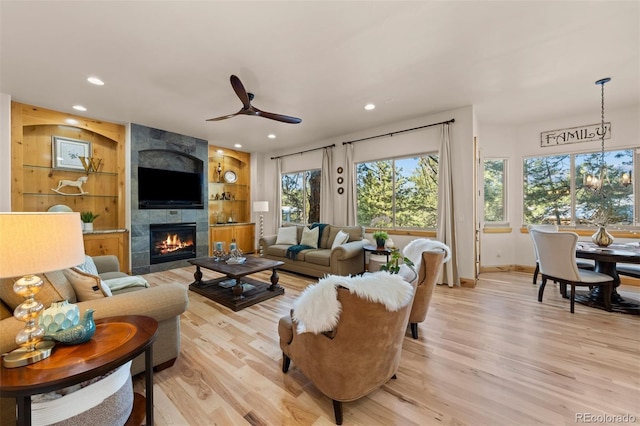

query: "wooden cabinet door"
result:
(233, 224), (255, 254)
(83, 231), (129, 273)
(209, 227), (234, 256)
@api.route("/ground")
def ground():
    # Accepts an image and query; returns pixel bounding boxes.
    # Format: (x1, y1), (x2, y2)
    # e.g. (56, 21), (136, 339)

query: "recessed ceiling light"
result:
(87, 77), (104, 86)
(268, 134), (276, 139)
(65, 119), (79, 125)
(364, 103), (376, 111)
(234, 144), (242, 148)
(72, 105), (87, 111)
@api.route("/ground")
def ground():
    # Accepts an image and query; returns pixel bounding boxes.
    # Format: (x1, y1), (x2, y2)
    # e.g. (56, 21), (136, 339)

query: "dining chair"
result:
(529, 229), (613, 313)
(616, 263), (640, 279)
(527, 224), (594, 285)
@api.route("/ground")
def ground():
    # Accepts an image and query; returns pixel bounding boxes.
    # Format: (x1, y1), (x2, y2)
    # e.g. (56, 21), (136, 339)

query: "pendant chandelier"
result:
(583, 77), (611, 195)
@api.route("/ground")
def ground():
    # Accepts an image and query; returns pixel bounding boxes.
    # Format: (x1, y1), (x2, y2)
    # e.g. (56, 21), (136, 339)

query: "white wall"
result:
(479, 104), (640, 269)
(0, 93), (11, 212)
(252, 105), (477, 281)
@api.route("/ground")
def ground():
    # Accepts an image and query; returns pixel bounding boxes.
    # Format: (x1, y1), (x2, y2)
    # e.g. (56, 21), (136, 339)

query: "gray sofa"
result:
(0, 255), (188, 374)
(259, 224), (369, 277)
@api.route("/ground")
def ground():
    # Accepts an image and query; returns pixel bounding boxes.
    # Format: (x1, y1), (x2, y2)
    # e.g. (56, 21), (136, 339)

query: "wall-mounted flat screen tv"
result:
(138, 167), (203, 209)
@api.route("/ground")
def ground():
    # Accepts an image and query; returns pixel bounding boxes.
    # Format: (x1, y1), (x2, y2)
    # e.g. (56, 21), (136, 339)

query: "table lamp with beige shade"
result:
(0, 212), (85, 368)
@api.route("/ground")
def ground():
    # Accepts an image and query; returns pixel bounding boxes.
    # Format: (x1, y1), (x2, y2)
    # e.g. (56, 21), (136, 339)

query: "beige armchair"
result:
(278, 273), (416, 425)
(407, 250), (445, 339)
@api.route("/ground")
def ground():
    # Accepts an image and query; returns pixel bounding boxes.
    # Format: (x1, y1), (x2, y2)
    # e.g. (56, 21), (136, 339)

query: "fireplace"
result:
(149, 223), (197, 264)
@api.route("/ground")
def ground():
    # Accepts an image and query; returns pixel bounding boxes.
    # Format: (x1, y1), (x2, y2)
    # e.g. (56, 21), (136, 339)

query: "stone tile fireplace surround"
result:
(131, 124), (209, 274)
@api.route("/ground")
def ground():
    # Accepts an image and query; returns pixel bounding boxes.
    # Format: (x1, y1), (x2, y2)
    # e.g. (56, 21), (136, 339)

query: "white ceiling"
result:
(1, 1), (638, 153)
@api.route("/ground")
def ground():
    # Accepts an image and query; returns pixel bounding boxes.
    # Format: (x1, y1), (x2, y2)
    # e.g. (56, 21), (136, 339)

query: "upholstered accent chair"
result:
(278, 273), (416, 425)
(406, 250), (445, 339)
(530, 229), (613, 313)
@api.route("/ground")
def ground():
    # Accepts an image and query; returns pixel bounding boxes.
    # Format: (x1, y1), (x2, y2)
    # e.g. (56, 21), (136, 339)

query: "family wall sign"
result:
(540, 122), (611, 147)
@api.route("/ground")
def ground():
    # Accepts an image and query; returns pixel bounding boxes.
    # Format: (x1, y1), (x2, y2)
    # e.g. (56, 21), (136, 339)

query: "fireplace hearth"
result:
(150, 223), (197, 264)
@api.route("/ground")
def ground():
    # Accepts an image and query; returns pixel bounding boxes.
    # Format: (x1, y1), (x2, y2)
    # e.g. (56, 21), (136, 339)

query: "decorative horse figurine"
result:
(52, 176), (89, 195)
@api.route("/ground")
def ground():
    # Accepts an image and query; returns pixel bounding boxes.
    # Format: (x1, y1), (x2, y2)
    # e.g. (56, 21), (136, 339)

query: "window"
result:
(523, 148), (634, 226)
(484, 158), (508, 223)
(356, 154), (438, 229)
(281, 169), (321, 224)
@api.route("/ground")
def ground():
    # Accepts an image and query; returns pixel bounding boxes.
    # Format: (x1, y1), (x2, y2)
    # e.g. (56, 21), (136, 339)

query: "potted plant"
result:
(80, 211), (99, 231)
(372, 230), (388, 249)
(380, 248), (417, 282)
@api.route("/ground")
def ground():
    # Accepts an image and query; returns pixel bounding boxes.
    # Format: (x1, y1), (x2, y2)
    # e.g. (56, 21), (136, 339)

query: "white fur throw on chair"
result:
(292, 272), (414, 334)
(402, 238), (451, 265)
(397, 238), (451, 283)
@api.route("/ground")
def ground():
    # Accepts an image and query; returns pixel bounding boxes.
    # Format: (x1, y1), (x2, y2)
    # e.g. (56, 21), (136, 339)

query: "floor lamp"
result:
(0, 212), (85, 368)
(253, 201), (269, 256)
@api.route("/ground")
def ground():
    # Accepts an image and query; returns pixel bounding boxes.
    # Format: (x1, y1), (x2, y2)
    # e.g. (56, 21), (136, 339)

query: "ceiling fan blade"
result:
(254, 107), (302, 124)
(230, 75), (251, 109)
(206, 111), (241, 121)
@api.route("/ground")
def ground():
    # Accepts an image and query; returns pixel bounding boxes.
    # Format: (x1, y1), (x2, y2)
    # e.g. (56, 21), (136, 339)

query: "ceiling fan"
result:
(206, 75), (302, 124)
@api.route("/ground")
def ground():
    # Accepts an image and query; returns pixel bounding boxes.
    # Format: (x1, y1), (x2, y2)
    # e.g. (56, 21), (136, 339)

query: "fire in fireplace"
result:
(150, 223), (196, 264)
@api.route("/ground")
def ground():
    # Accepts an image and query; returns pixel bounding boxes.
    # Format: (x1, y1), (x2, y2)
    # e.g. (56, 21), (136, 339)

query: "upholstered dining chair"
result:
(278, 273), (415, 425)
(527, 224), (594, 284)
(529, 229), (613, 313)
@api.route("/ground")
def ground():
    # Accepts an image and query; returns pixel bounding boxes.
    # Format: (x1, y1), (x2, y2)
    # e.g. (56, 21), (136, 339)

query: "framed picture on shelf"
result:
(52, 136), (91, 170)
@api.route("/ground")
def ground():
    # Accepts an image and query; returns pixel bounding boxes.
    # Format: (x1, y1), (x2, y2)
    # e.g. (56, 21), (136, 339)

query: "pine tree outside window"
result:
(281, 169), (321, 225)
(523, 148), (634, 226)
(356, 153), (438, 230)
(484, 158), (508, 224)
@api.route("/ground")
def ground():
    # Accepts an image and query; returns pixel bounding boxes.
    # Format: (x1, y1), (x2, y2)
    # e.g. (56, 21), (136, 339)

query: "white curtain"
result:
(436, 123), (459, 287)
(275, 157), (282, 229)
(345, 143), (357, 225)
(320, 147), (334, 223)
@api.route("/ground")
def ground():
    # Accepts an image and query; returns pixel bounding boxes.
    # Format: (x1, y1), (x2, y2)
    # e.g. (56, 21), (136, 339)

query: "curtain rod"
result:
(270, 143), (335, 160)
(342, 118), (455, 145)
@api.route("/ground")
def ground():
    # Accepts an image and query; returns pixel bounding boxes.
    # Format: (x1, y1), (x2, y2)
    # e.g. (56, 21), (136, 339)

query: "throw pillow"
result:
(275, 226), (298, 245)
(0, 272), (74, 310)
(63, 268), (112, 301)
(331, 230), (350, 250)
(300, 226), (319, 248)
(76, 255), (99, 276)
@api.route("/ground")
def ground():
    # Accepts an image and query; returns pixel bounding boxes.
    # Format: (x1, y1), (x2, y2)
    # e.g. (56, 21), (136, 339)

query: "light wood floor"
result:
(134, 266), (640, 425)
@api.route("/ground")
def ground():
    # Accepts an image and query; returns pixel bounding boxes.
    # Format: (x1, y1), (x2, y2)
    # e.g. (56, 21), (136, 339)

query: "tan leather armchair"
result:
(278, 277), (416, 425)
(408, 250), (445, 339)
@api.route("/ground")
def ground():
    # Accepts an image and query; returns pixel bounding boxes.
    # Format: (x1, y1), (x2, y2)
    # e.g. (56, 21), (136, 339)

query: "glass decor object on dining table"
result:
(592, 225), (614, 247)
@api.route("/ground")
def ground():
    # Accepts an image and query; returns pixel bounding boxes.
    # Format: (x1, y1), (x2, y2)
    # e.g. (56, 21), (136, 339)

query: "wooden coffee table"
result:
(188, 256), (285, 311)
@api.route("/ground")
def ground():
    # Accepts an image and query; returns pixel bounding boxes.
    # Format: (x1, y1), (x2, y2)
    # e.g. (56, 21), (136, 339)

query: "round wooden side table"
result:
(363, 244), (392, 271)
(0, 315), (158, 426)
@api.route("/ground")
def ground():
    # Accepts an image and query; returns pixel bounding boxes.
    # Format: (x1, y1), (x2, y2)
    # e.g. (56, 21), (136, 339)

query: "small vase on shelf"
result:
(592, 226), (614, 247)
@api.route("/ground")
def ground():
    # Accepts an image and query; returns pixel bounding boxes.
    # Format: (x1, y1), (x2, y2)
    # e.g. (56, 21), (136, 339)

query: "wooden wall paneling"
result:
(11, 102), (24, 211)
(11, 101), (128, 266)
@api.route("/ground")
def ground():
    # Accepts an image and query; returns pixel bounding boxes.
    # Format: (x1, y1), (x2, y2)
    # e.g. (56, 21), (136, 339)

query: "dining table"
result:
(575, 242), (640, 315)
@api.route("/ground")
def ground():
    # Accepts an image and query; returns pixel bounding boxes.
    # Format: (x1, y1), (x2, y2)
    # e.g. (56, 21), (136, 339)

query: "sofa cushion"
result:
(304, 249), (331, 267)
(331, 230), (350, 249)
(0, 270), (76, 310)
(64, 268), (112, 301)
(276, 226), (298, 245)
(326, 226), (363, 249)
(300, 226), (320, 248)
(266, 244), (292, 258)
(76, 255), (100, 276)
